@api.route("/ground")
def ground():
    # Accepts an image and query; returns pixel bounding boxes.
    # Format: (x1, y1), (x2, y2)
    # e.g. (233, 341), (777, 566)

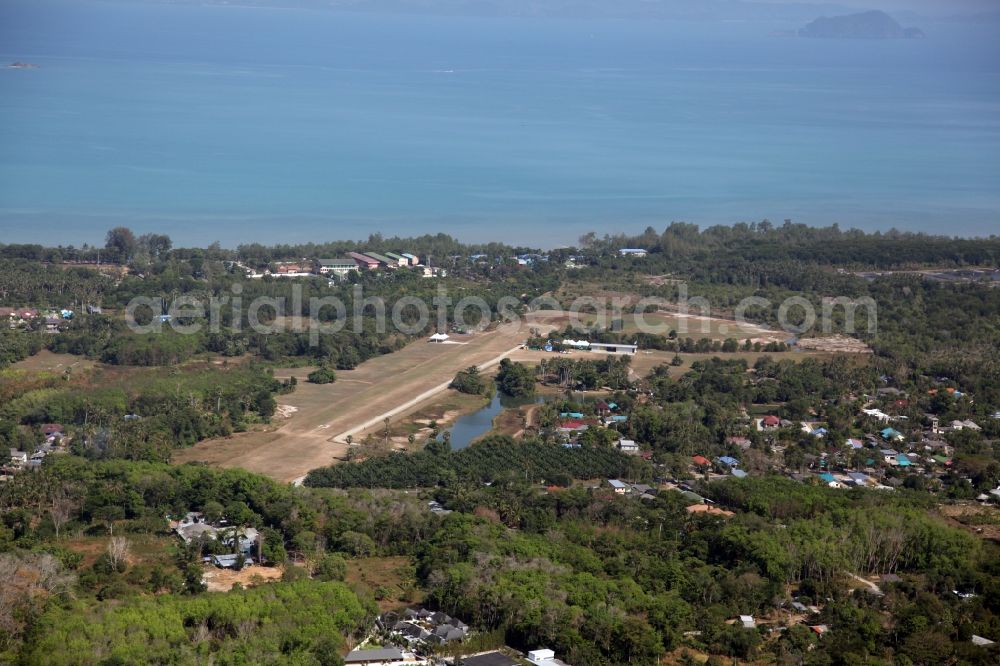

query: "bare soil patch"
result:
(202, 564), (284, 592)
(797, 335), (872, 354)
(938, 503), (1000, 543)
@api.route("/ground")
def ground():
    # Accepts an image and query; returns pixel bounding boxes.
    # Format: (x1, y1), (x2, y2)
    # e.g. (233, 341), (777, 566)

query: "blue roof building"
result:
(881, 427), (904, 441)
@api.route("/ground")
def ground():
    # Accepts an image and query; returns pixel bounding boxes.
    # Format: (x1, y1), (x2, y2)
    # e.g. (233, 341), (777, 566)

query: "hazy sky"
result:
(771, 0), (998, 14)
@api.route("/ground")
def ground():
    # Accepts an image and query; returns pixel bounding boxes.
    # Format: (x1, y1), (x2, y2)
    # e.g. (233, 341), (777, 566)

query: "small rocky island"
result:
(799, 10), (925, 39)
(8, 62), (40, 69)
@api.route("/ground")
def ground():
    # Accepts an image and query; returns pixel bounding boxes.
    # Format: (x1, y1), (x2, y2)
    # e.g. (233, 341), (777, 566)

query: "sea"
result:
(1, 0), (998, 247)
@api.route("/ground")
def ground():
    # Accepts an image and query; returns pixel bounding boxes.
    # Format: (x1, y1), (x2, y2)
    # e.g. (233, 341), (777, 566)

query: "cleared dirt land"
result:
(11, 349), (97, 374)
(172, 313), (567, 482)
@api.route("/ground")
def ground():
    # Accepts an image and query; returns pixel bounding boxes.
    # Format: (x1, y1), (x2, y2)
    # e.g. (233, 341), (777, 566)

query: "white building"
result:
(527, 649), (571, 666)
(318, 258), (358, 277)
(9, 449), (27, 468)
(617, 439), (640, 455)
(608, 479), (629, 494)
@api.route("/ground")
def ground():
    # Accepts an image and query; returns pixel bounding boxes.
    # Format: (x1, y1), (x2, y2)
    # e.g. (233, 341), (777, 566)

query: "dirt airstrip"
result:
(172, 312), (567, 483)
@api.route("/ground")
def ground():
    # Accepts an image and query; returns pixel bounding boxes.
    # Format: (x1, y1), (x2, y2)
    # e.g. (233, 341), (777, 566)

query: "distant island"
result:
(7, 62), (40, 69)
(799, 10), (925, 39)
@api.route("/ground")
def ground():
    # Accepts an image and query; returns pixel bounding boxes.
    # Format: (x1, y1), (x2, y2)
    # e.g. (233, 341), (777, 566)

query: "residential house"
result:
(691, 455), (711, 467)
(717, 456), (740, 469)
(9, 449), (27, 469)
(863, 408), (892, 422)
(760, 415), (781, 430)
(210, 553), (254, 569)
(172, 512), (259, 555)
(881, 427), (904, 442)
(739, 615), (756, 629)
(527, 649), (570, 666)
(618, 248), (648, 257)
(608, 479), (629, 494)
(819, 472), (843, 488)
(617, 439), (640, 455)
(880, 448), (900, 464)
(727, 436), (752, 450)
(847, 472), (872, 487)
(41, 424), (65, 438)
(344, 648), (407, 665)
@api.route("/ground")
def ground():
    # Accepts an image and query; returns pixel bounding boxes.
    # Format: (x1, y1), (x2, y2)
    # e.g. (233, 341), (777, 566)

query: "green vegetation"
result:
(305, 436), (640, 489)
(307, 365), (337, 384)
(496, 358), (535, 397)
(451, 365), (489, 395)
(27, 580), (370, 665)
(2, 224), (1000, 664)
(0, 362), (288, 461)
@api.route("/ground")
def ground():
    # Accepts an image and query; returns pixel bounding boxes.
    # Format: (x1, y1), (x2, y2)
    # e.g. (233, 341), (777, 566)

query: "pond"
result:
(439, 389), (543, 450)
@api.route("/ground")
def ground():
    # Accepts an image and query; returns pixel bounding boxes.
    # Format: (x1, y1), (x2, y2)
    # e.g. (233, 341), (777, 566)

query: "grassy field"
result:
(503, 347), (840, 380)
(344, 555), (420, 612)
(568, 310), (788, 344)
(11, 349), (97, 374)
(62, 533), (176, 570)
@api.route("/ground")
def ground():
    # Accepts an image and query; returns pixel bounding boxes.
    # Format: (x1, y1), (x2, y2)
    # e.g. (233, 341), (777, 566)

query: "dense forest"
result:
(3, 454), (998, 665)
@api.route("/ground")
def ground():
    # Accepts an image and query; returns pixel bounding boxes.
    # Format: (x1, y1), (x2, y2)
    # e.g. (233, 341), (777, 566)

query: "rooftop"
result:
(461, 653), (518, 666)
(344, 648), (405, 664)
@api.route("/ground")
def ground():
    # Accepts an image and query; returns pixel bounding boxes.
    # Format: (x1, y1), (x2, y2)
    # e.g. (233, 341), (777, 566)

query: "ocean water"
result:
(1, 0), (998, 247)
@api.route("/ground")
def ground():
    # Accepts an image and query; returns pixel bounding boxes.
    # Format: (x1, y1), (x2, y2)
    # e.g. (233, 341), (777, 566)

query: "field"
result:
(572, 310), (788, 344)
(504, 347), (839, 379)
(938, 502), (1000, 543)
(62, 533), (176, 570)
(344, 555), (420, 612)
(202, 563), (285, 592)
(172, 312), (568, 482)
(10, 349), (96, 374)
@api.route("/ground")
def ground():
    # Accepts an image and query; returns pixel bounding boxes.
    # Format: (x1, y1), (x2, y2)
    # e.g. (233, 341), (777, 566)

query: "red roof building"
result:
(692, 455), (711, 466)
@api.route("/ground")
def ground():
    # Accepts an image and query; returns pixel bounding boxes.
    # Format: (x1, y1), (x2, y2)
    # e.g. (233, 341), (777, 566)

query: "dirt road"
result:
(172, 313), (566, 483)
